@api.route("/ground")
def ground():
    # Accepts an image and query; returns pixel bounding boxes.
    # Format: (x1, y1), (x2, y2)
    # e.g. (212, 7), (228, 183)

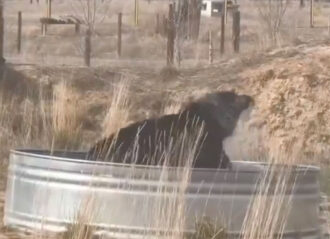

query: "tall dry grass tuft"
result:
(62, 194), (98, 239)
(0, 95), (14, 141)
(0, 97), (32, 145)
(192, 218), (227, 239)
(0, 80), (86, 153)
(223, 104), (308, 239)
(51, 81), (84, 150)
(240, 139), (303, 239)
(0, 90), (45, 158)
(102, 80), (131, 137)
(0, 94), (17, 173)
(163, 101), (182, 115)
(163, 95), (182, 115)
(147, 120), (206, 239)
(241, 166), (293, 238)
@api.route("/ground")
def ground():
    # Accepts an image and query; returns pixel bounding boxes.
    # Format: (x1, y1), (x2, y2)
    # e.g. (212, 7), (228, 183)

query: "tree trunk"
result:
(189, 0), (202, 40)
(0, 1), (4, 65)
(84, 29), (91, 67)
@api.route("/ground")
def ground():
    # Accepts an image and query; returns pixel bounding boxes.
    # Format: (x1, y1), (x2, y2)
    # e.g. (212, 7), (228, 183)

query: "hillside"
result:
(0, 40), (330, 239)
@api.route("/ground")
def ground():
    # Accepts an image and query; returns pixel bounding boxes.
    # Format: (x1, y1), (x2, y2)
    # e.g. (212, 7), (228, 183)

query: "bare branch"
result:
(71, 0), (112, 32)
(256, 0), (290, 46)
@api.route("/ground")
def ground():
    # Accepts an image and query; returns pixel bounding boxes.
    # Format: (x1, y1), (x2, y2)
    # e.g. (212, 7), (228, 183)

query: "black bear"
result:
(86, 91), (254, 169)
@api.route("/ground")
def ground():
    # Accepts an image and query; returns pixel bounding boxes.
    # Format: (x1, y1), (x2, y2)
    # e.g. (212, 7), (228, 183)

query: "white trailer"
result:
(201, 0), (224, 17)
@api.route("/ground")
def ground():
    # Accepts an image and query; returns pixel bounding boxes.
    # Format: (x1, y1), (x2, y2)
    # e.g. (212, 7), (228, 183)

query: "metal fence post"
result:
(84, 29), (91, 67)
(117, 13), (122, 57)
(167, 3), (175, 66)
(220, 12), (225, 55)
(17, 11), (22, 53)
(232, 10), (240, 53)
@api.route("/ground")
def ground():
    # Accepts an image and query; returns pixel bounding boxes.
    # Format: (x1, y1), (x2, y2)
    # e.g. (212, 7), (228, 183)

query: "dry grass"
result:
(51, 81), (84, 150)
(0, 75), (319, 239)
(5, 0), (330, 66)
(62, 195), (97, 239)
(192, 218), (227, 239)
(146, 121), (205, 239)
(163, 96), (182, 115)
(240, 151), (298, 239)
(102, 79), (131, 137)
(0, 79), (86, 166)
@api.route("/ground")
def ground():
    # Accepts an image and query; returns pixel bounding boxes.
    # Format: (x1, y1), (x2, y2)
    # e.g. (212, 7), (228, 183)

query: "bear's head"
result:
(185, 91), (254, 136)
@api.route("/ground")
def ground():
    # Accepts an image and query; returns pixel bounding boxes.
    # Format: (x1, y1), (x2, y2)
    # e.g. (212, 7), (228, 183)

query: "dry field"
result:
(3, 0), (330, 65)
(0, 0), (330, 238)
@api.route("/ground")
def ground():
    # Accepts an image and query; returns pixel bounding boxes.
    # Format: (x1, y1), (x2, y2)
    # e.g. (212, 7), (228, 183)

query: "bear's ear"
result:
(207, 96), (220, 107)
(182, 101), (199, 113)
(228, 88), (236, 93)
(201, 92), (221, 107)
(215, 87), (236, 94)
(219, 89), (236, 96)
(185, 99), (217, 119)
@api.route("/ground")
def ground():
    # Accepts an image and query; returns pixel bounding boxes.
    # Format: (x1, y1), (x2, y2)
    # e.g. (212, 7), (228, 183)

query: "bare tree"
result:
(174, 0), (202, 66)
(70, 0), (111, 66)
(174, 0), (188, 66)
(257, 0), (290, 46)
(70, 0), (111, 32)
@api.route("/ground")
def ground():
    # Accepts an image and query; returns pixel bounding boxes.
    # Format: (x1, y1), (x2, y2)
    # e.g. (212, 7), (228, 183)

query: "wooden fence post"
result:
(117, 12), (122, 57)
(42, 23), (46, 36)
(75, 23), (80, 34)
(42, 0), (52, 36)
(188, 0), (201, 40)
(167, 3), (175, 66)
(310, 0), (314, 27)
(134, 0), (139, 26)
(84, 29), (91, 67)
(328, 16), (330, 35)
(162, 15), (167, 36)
(187, 4), (191, 39)
(0, 2), (4, 64)
(155, 13), (160, 34)
(47, 0), (52, 18)
(209, 30), (213, 64)
(300, 0), (305, 8)
(224, 0), (228, 24)
(232, 10), (240, 53)
(220, 12), (225, 55)
(17, 11), (22, 53)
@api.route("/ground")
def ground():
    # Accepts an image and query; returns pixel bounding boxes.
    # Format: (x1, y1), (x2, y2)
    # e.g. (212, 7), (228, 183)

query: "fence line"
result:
(7, 3), (244, 67)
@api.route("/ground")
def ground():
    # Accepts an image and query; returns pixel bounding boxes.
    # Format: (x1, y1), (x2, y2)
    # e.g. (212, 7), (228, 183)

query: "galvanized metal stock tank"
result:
(4, 150), (322, 238)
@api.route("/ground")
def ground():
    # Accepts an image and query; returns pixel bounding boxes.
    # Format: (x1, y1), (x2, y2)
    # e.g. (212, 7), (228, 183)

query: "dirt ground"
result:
(4, 0), (330, 66)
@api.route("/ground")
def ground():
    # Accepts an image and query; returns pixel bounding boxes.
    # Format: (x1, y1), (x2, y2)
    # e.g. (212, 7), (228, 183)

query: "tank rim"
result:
(11, 148), (320, 173)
